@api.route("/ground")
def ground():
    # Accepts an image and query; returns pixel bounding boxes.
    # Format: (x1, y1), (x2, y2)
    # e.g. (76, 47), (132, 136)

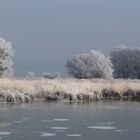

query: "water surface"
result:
(0, 101), (140, 140)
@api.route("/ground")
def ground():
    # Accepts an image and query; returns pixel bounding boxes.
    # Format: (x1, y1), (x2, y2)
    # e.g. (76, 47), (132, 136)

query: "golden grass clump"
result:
(0, 78), (140, 103)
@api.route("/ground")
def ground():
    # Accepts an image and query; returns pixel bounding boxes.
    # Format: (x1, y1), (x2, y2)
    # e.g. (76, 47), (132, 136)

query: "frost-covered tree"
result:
(110, 45), (140, 79)
(66, 50), (113, 79)
(0, 37), (14, 77)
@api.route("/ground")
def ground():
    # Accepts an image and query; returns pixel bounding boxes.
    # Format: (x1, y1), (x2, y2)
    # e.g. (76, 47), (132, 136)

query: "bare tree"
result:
(110, 45), (140, 79)
(0, 37), (14, 78)
(66, 50), (113, 79)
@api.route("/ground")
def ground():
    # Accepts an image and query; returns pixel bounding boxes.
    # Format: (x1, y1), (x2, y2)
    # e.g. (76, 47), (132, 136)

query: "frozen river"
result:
(0, 101), (140, 140)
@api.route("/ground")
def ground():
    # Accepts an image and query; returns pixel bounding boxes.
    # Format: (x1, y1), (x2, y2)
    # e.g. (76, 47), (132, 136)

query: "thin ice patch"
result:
(87, 126), (116, 130)
(40, 132), (56, 137)
(51, 127), (69, 130)
(41, 120), (51, 123)
(96, 122), (116, 125)
(67, 134), (82, 137)
(0, 132), (11, 135)
(53, 119), (69, 122)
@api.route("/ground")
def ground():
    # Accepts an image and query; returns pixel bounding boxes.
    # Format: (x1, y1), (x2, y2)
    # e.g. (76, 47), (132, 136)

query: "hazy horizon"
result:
(0, 0), (140, 77)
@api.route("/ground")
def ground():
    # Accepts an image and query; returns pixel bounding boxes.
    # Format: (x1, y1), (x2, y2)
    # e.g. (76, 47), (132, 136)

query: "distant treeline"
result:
(66, 45), (140, 79)
(1, 37), (140, 79)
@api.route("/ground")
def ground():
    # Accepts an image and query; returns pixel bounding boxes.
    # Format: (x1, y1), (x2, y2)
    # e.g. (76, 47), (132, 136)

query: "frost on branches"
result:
(0, 37), (14, 78)
(66, 50), (113, 79)
(110, 45), (140, 79)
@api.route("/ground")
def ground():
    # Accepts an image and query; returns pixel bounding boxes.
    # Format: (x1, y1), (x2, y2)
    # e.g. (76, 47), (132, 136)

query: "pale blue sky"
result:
(0, 0), (140, 76)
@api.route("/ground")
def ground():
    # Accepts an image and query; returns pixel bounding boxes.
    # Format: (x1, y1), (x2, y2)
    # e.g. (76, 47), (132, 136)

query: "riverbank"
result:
(0, 78), (140, 103)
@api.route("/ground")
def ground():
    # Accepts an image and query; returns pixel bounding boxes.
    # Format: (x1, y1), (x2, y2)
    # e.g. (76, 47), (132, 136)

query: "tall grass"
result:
(0, 78), (140, 103)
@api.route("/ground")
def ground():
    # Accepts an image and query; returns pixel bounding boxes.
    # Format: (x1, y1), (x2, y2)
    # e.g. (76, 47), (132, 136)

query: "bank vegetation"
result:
(0, 78), (140, 103)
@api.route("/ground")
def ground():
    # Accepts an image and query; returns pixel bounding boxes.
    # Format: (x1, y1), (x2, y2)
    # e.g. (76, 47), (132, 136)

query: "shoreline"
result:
(0, 78), (140, 103)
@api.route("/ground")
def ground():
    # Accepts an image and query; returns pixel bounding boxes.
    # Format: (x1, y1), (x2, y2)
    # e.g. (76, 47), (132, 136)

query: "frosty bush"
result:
(66, 50), (113, 79)
(0, 37), (14, 78)
(25, 71), (36, 80)
(43, 72), (60, 79)
(110, 45), (140, 79)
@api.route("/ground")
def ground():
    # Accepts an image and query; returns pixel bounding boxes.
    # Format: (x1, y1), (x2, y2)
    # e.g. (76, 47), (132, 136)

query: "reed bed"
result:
(0, 78), (140, 103)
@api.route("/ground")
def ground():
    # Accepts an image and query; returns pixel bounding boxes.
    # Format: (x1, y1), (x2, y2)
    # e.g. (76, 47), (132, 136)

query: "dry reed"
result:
(0, 78), (140, 103)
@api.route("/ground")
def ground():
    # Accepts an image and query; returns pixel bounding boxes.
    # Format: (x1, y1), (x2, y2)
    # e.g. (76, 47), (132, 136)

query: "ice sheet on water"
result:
(0, 132), (11, 135)
(40, 132), (56, 137)
(41, 120), (52, 123)
(55, 130), (65, 133)
(14, 117), (30, 124)
(66, 134), (82, 137)
(87, 126), (116, 130)
(0, 122), (11, 128)
(0, 108), (9, 110)
(14, 121), (22, 124)
(51, 127), (69, 130)
(53, 118), (70, 122)
(96, 122), (116, 125)
(115, 130), (124, 132)
(103, 106), (122, 110)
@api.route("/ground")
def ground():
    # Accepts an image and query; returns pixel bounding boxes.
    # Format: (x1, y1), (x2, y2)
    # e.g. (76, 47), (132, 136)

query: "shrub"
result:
(43, 72), (60, 79)
(25, 71), (36, 80)
(66, 50), (113, 79)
